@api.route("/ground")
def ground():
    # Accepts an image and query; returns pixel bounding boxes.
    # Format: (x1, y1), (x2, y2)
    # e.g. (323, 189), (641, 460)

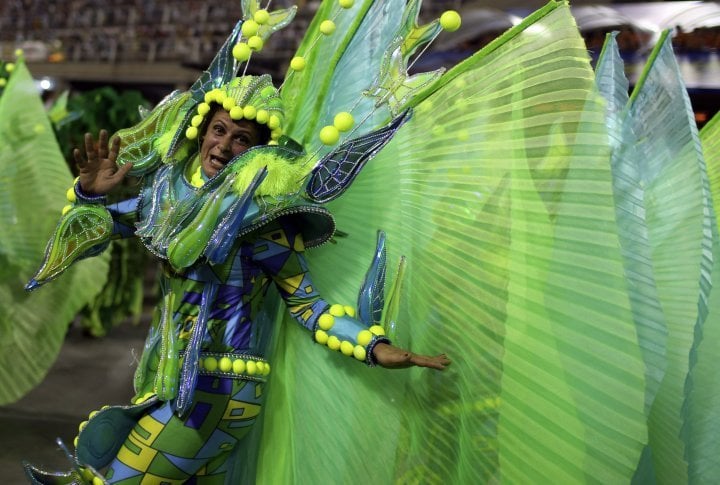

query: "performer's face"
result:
(200, 109), (262, 178)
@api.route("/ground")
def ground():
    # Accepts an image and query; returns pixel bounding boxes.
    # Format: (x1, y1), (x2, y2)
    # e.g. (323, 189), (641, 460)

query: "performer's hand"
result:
(74, 130), (132, 196)
(372, 342), (450, 371)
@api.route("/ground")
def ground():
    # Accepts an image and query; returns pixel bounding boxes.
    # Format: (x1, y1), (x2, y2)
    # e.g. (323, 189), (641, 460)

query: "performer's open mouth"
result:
(209, 155), (228, 170)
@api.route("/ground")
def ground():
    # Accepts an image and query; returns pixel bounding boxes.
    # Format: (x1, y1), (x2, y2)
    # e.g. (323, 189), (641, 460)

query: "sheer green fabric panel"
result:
(595, 33), (667, 418)
(257, 3), (648, 483)
(0, 60), (109, 403)
(626, 33), (709, 484)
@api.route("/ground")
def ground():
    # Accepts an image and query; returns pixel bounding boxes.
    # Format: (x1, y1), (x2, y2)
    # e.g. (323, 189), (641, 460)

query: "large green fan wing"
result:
(0, 59), (109, 404)
(254, 2), (648, 483)
(622, 32), (710, 484)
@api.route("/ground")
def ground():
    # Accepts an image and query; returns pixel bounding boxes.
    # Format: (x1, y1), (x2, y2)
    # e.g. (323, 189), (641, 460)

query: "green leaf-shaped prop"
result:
(0, 59), (109, 404)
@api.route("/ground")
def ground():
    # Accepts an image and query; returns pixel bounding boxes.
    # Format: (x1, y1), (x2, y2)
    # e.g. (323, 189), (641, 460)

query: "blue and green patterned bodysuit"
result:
(64, 154), (388, 484)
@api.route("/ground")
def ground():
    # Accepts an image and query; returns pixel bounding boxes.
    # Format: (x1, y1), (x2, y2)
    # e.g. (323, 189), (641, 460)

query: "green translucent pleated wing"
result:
(688, 94), (720, 483)
(250, 3), (651, 483)
(0, 60), (109, 404)
(595, 33), (668, 420)
(621, 32), (710, 484)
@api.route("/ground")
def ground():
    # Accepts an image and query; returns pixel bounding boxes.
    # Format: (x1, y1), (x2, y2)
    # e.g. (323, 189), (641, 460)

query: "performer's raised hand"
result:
(372, 342), (451, 370)
(74, 129), (132, 196)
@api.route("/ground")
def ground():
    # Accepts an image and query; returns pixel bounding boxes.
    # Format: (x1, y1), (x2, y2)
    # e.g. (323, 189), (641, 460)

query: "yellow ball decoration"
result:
(343, 305), (356, 317)
(191, 114), (204, 127)
(198, 102), (211, 115)
(74, 436), (79, 448)
(5, 63), (14, 73)
(333, 112), (354, 132)
(329, 304), (346, 317)
(356, 329), (373, 346)
(320, 126), (340, 145)
(241, 19), (259, 37)
(256, 109), (269, 124)
(315, 329), (329, 344)
(89, 410), (99, 419)
(339, 0), (355, 8)
(14, 48), (23, 58)
(369, 325), (385, 336)
(327, 336), (341, 351)
(204, 357), (218, 372)
(204, 90), (216, 103)
(246, 360), (257, 375)
(62, 204), (72, 215)
(219, 357), (233, 372)
(232, 359), (246, 374)
(254, 9), (270, 24)
(320, 20), (336, 35)
(229, 106), (244, 120)
(256, 361), (266, 374)
(243, 105), (257, 119)
(248, 36), (264, 51)
(440, 10), (462, 32)
(232, 42), (252, 62)
(318, 313), (335, 331)
(78, 420), (88, 432)
(186, 126), (199, 140)
(340, 340), (354, 356)
(290, 56), (306, 72)
(264, 363), (271, 375)
(0, 79), (6, 87)
(66, 187), (77, 203)
(93, 477), (103, 485)
(268, 115), (281, 129)
(353, 345), (367, 361)
(223, 97), (236, 111)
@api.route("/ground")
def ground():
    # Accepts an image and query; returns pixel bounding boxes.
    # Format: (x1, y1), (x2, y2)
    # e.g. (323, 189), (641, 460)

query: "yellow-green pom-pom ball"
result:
(256, 361), (265, 374)
(74, 436), (79, 447)
(79, 420), (88, 432)
(92, 477), (104, 485)
(353, 345), (367, 361)
(5, 63), (14, 73)
(320, 20), (336, 35)
(268, 115), (281, 129)
(198, 102), (211, 116)
(256, 109), (269, 124)
(327, 336), (341, 351)
(232, 42), (252, 62)
(254, 9), (270, 24)
(66, 187), (77, 203)
(232, 359), (246, 374)
(186, 126), (199, 140)
(243, 105), (257, 120)
(339, 0), (355, 8)
(204, 357), (218, 372)
(62, 204), (73, 215)
(0, 79), (6, 87)
(241, 19), (259, 37)
(246, 360), (257, 375)
(343, 305), (356, 317)
(248, 36), (264, 51)
(315, 329), (329, 344)
(14, 48), (23, 58)
(319, 125), (340, 145)
(440, 10), (462, 32)
(340, 340), (354, 356)
(264, 363), (271, 375)
(191, 114), (204, 127)
(223, 97), (236, 111)
(290, 56), (306, 71)
(219, 357), (232, 372)
(329, 304), (345, 317)
(369, 325), (385, 336)
(204, 90), (216, 103)
(318, 313), (335, 330)
(357, 329), (373, 346)
(333, 112), (354, 132)
(229, 106), (244, 120)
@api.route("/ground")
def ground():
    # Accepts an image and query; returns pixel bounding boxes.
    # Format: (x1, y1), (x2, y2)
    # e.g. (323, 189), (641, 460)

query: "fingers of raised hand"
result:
(73, 147), (86, 169)
(108, 136), (121, 162)
(98, 129), (109, 159)
(84, 132), (98, 163)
